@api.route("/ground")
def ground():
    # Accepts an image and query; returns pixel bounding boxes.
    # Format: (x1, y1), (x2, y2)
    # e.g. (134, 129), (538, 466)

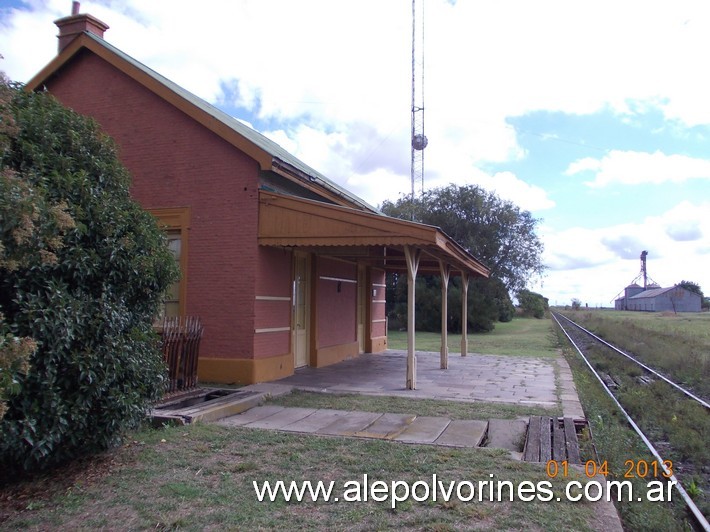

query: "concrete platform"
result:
(353, 413), (416, 439)
(220, 406), (483, 448)
(392, 416), (451, 444)
(433, 419), (488, 447)
(272, 350), (561, 408)
(486, 418), (527, 452)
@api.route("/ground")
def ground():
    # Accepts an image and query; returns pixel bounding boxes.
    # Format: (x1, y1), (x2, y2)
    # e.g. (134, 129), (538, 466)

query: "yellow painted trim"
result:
(314, 342), (359, 368)
(254, 327), (290, 334)
(198, 352), (294, 385)
(370, 336), (388, 353)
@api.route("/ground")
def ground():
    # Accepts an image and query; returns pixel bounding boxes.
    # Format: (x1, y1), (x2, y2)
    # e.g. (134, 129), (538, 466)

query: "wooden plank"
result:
(563, 417), (582, 464)
(552, 418), (566, 461)
(539, 416), (552, 462)
(523, 416), (541, 462)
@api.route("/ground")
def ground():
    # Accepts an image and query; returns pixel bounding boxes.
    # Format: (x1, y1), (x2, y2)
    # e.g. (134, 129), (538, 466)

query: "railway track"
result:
(551, 311), (710, 531)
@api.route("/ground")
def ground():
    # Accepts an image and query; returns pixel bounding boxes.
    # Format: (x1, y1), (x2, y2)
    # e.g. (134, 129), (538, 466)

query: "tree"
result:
(0, 72), (36, 423)
(382, 184), (544, 332)
(571, 298), (582, 311)
(677, 280), (703, 299)
(517, 289), (549, 318)
(0, 78), (178, 471)
(386, 274), (514, 333)
(381, 184), (545, 294)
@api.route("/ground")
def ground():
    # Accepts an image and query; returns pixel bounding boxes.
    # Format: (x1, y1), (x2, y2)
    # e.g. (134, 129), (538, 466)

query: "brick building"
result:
(26, 8), (488, 387)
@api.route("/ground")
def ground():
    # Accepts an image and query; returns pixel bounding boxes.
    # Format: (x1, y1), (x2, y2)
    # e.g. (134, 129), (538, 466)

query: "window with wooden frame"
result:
(148, 207), (190, 320)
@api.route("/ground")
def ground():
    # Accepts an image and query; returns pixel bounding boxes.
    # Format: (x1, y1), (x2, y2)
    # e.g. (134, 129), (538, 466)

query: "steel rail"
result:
(552, 312), (710, 531)
(555, 312), (709, 410)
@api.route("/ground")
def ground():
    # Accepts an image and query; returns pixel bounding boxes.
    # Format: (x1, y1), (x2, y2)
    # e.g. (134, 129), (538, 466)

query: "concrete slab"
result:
(279, 408), (350, 433)
(353, 413), (416, 439)
(152, 389), (265, 424)
(393, 416), (451, 444)
(318, 411), (383, 436)
(244, 407), (317, 429)
(216, 405), (284, 427)
(274, 350), (561, 408)
(486, 419), (527, 452)
(434, 419), (488, 447)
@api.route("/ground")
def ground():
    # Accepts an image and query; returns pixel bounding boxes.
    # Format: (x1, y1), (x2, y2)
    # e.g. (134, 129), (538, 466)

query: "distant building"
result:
(615, 284), (702, 312)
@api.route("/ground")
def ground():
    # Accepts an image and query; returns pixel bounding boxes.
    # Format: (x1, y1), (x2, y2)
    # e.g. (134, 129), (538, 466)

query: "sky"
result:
(1, 0), (709, 307)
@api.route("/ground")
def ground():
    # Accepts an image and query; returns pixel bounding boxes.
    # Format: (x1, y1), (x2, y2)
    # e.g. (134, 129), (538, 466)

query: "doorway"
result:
(292, 252), (310, 368)
(357, 264), (366, 354)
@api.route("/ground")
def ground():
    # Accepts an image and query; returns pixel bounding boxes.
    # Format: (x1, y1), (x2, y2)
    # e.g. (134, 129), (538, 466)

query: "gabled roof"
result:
(259, 191), (490, 277)
(27, 29), (490, 278)
(629, 286), (678, 299)
(25, 31), (377, 213)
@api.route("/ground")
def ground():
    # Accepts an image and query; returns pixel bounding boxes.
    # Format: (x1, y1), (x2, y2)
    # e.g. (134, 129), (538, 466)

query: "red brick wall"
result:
(316, 257), (357, 348)
(253, 247), (292, 359)
(45, 50), (260, 360)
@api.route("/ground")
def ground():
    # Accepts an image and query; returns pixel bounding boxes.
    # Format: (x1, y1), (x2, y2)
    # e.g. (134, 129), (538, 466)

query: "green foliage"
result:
(381, 184), (544, 332)
(0, 79), (178, 471)
(516, 289), (548, 319)
(570, 298), (582, 310)
(677, 280), (703, 298)
(386, 274), (513, 333)
(381, 184), (545, 294)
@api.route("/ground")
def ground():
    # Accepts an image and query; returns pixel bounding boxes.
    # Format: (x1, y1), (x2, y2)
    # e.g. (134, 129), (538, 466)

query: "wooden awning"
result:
(258, 190), (489, 278)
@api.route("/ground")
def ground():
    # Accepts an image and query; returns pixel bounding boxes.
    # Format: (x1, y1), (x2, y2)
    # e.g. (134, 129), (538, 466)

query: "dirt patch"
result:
(0, 442), (139, 525)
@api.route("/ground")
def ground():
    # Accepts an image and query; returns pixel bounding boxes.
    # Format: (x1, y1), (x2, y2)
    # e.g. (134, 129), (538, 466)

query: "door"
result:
(292, 253), (310, 368)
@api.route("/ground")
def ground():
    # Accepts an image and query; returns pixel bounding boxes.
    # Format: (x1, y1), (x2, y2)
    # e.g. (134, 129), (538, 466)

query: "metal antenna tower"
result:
(410, 0), (427, 201)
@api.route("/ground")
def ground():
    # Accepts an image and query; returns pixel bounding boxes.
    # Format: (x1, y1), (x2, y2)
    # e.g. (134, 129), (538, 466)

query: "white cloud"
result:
(565, 150), (710, 188)
(267, 123), (554, 211)
(463, 170), (555, 212)
(4, 0), (710, 308)
(6, 0), (710, 172)
(537, 200), (710, 305)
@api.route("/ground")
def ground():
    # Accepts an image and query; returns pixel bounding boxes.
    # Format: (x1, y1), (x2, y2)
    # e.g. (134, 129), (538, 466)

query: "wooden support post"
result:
(460, 271), (469, 357)
(439, 260), (451, 369)
(404, 245), (420, 389)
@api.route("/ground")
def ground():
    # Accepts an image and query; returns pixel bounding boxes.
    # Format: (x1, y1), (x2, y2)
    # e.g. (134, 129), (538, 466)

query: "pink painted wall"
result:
(316, 257), (357, 348)
(253, 247), (292, 359)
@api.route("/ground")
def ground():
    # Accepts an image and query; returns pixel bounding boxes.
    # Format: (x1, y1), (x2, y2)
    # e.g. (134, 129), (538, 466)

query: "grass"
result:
(0, 316), (599, 530)
(387, 316), (560, 358)
(555, 309), (710, 522)
(1, 423), (597, 531)
(557, 309), (710, 399)
(552, 317), (704, 530)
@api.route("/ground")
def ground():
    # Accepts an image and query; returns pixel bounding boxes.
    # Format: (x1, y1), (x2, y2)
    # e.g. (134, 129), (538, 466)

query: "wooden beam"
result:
(439, 260), (451, 369)
(404, 245), (420, 389)
(460, 271), (469, 357)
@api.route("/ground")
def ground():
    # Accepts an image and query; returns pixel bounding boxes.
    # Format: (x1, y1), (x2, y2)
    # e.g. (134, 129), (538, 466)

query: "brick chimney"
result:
(54, 2), (109, 53)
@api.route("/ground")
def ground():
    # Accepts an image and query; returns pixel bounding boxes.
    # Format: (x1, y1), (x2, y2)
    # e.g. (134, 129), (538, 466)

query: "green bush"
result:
(386, 274), (514, 333)
(0, 80), (178, 472)
(517, 289), (549, 318)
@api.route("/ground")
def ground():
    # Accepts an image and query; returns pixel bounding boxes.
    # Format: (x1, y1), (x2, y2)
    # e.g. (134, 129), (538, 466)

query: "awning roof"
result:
(258, 191), (490, 277)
